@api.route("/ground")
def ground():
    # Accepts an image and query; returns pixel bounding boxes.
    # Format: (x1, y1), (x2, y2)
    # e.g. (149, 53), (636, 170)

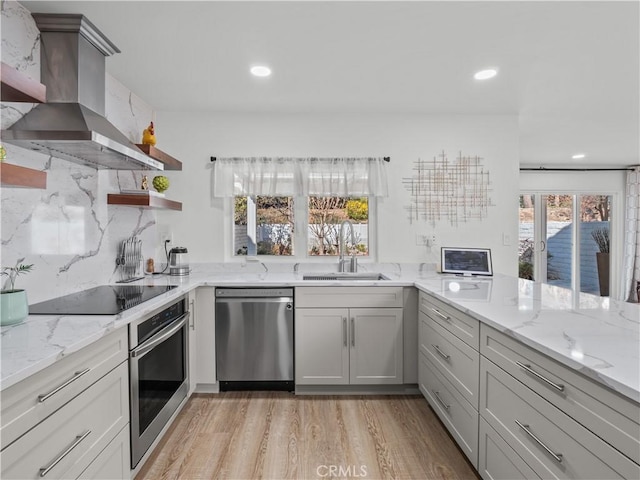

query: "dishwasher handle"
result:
(216, 297), (294, 306)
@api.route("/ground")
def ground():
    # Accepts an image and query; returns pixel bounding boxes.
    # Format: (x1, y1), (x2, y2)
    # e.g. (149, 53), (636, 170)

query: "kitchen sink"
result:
(302, 272), (390, 281)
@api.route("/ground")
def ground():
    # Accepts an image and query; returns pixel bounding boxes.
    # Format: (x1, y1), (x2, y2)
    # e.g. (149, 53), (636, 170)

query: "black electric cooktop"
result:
(29, 285), (177, 315)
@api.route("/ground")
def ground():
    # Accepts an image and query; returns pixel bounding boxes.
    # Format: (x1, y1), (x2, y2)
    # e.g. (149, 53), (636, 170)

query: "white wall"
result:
(155, 112), (519, 275)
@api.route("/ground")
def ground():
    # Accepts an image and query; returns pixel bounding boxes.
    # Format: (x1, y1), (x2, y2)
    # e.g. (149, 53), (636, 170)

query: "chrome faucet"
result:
(338, 220), (358, 273)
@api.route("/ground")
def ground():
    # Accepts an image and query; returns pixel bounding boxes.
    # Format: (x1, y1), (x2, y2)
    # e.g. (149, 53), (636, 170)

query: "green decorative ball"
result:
(152, 175), (169, 193)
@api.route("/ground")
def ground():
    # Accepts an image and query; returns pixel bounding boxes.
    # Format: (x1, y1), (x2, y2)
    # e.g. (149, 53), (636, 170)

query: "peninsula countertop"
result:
(2, 263), (638, 404)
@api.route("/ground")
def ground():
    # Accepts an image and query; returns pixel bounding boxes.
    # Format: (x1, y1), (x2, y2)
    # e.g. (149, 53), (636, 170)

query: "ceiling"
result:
(18, 1), (640, 167)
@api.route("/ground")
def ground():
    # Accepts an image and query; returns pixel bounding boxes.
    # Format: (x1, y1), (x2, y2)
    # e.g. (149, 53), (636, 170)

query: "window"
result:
(216, 156), (386, 260)
(307, 196), (368, 256)
(233, 195), (370, 258)
(234, 196), (294, 256)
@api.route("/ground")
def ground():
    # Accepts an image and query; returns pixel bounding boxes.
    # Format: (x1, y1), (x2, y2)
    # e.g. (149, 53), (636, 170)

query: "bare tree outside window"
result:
(307, 197), (345, 255)
(234, 195), (369, 257)
(580, 195), (610, 221)
(308, 197), (368, 256)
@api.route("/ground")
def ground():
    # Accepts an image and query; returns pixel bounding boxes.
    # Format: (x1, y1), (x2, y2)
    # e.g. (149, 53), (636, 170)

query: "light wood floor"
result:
(136, 393), (480, 480)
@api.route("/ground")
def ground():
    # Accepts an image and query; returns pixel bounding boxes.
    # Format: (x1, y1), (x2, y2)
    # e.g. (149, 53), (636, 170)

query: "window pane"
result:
(307, 197), (368, 256)
(546, 195), (573, 288)
(580, 195), (611, 295)
(234, 196), (294, 256)
(518, 194), (535, 280)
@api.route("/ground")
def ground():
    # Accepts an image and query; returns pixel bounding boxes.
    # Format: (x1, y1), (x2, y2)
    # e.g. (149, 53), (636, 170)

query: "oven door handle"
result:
(131, 313), (189, 358)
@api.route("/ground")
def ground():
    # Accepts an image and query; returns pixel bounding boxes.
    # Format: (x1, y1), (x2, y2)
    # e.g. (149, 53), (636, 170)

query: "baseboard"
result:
(194, 382), (220, 393)
(294, 384), (420, 395)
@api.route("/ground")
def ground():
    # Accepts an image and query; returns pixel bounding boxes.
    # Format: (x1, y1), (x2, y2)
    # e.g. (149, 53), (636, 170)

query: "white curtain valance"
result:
(213, 157), (388, 197)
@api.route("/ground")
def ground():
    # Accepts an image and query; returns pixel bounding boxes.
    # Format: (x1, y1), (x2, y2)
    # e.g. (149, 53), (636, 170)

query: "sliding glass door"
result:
(519, 193), (611, 296)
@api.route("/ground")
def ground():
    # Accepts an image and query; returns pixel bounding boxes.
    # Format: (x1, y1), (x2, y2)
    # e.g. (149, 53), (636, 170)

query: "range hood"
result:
(1, 14), (162, 171)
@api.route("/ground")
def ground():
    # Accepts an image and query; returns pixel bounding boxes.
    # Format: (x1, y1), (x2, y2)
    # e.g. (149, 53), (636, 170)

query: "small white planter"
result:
(1, 289), (28, 326)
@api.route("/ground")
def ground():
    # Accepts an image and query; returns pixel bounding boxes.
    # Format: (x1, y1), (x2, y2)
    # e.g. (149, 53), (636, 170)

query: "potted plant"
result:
(591, 228), (610, 296)
(1, 263), (33, 326)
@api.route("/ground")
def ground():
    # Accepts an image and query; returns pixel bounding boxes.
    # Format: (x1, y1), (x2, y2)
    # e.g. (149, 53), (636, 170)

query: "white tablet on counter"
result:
(441, 247), (493, 277)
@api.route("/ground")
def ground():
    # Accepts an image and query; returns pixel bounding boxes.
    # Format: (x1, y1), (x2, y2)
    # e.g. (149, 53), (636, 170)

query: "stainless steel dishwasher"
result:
(215, 288), (294, 391)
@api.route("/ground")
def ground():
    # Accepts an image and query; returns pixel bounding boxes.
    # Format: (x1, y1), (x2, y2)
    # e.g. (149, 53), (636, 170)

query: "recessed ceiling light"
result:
(250, 65), (272, 77)
(474, 68), (498, 80)
(572, 153), (586, 159)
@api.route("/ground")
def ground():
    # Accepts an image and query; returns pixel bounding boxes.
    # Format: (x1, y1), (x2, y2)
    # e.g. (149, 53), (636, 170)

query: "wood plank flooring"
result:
(135, 393), (480, 480)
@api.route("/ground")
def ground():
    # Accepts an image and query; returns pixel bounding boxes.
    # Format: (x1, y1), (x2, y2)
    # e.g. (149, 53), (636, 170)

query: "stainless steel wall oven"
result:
(129, 295), (189, 468)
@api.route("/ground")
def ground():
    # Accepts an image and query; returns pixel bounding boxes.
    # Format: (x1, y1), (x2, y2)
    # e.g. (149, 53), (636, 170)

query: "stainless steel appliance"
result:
(215, 288), (294, 391)
(168, 247), (189, 276)
(129, 295), (189, 468)
(1, 14), (163, 171)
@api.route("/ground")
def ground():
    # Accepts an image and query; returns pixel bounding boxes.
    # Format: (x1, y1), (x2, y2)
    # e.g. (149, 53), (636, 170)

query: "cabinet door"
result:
(295, 308), (349, 385)
(194, 287), (216, 388)
(350, 308), (403, 385)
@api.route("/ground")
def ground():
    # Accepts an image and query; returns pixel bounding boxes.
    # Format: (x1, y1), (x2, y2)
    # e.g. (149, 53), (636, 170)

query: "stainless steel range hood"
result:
(1, 14), (162, 171)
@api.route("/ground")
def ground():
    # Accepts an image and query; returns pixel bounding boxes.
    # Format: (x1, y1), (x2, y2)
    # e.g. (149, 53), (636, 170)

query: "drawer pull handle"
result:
(433, 390), (450, 411)
(515, 361), (565, 392)
(39, 430), (91, 477)
(38, 368), (91, 403)
(351, 317), (355, 347)
(432, 344), (450, 360)
(343, 317), (347, 347)
(515, 420), (563, 463)
(431, 307), (450, 321)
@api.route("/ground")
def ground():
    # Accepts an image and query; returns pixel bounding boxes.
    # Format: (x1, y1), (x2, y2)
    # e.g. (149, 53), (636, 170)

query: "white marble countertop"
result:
(2, 263), (639, 404)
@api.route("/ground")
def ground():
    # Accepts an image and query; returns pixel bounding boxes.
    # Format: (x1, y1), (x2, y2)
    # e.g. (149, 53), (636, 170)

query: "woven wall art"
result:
(403, 151), (493, 227)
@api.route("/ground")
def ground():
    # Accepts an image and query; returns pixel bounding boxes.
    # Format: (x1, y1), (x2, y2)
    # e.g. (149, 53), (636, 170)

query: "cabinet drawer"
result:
(1, 361), (129, 480)
(478, 417), (540, 480)
(481, 324), (640, 465)
(418, 292), (479, 348)
(296, 286), (403, 308)
(78, 424), (130, 480)
(480, 357), (640, 479)
(419, 312), (479, 407)
(1, 328), (128, 448)
(419, 352), (478, 467)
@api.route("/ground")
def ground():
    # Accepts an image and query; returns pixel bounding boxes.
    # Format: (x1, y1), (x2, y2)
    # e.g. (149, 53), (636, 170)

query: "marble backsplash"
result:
(1, 0), (160, 303)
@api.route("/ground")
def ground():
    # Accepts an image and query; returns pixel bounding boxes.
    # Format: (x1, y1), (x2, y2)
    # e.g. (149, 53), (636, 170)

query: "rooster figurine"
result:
(142, 121), (156, 146)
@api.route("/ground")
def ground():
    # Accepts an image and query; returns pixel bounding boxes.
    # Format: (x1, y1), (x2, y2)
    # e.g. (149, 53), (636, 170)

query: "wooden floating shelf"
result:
(1, 62), (46, 103)
(1, 163), (47, 189)
(107, 193), (182, 211)
(135, 144), (182, 171)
